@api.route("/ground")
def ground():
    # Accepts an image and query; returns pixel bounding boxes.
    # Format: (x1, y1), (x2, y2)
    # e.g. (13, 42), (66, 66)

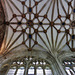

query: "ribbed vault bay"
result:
(0, 0), (75, 75)
(1, 0), (75, 55)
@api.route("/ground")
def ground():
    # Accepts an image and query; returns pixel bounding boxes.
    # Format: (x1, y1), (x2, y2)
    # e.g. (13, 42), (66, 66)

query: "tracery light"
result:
(16, 67), (25, 75)
(28, 66), (34, 75)
(7, 66), (16, 75)
(37, 67), (43, 75)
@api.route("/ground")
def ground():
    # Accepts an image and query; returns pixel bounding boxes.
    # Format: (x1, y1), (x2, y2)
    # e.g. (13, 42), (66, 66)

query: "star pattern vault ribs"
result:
(2, 0), (75, 54)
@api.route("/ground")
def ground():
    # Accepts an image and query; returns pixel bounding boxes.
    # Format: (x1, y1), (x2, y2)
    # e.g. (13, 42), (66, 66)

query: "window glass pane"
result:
(45, 67), (52, 75)
(28, 66), (34, 75)
(73, 67), (75, 71)
(63, 61), (75, 75)
(65, 69), (75, 75)
(16, 67), (25, 75)
(66, 70), (71, 75)
(37, 67), (43, 75)
(7, 67), (16, 75)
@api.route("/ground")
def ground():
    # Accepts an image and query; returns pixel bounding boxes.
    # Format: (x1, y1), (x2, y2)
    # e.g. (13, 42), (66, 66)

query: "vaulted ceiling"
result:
(0, 0), (75, 56)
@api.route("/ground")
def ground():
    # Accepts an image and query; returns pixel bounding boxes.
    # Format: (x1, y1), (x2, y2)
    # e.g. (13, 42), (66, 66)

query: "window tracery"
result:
(6, 57), (53, 75)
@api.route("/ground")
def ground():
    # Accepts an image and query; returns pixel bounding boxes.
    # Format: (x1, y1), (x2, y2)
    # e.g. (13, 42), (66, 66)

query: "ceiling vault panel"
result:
(1, 0), (75, 55)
